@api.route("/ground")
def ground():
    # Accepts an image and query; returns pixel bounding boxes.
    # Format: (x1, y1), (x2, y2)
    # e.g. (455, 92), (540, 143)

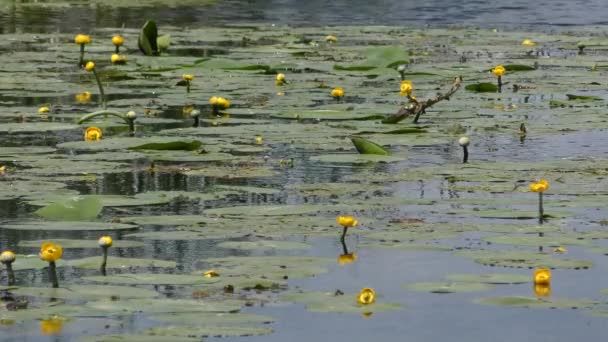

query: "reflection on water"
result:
(1, 0), (608, 34)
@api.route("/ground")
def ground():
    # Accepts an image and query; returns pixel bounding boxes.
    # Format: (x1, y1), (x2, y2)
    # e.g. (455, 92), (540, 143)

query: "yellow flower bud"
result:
(74, 34), (91, 45)
(203, 270), (220, 278)
(98, 236), (113, 248)
(276, 73), (286, 86)
(534, 268), (551, 285)
(85, 61), (95, 72)
(336, 215), (358, 228)
(112, 35), (124, 47)
(522, 39), (536, 47)
(0, 250), (16, 264)
(325, 35), (337, 43)
(182, 74), (194, 81)
(84, 127), (102, 141)
(39, 242), (63, 263)
(492, 65), (506, 77)
(38, 106), (50, 114)
(331, 87), (344, 98)
(357, 288), (375, 305)
(399, 80), (413, 96)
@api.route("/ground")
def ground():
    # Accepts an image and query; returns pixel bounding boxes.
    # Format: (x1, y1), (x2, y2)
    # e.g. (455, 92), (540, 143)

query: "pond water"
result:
(1, 1), (608, 342)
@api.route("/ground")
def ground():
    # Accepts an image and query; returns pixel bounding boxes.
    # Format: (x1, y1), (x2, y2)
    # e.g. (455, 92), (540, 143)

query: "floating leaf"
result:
(70, 257), (176, 270)
(10, 285), (158, 300)
(1, 221), (137, 231)
(139, 20), (159, 56)
(34, 196), (102, 221)
(83, 273), (215, 285)
(445, 273), (530, 284)
(404, 282), (494, 293)
(455, 250), (592, 269)
(18, 239), (144, 249)
(475, 296), (596, 309)
(351, 137), (389, 155)
(128, 140), (203, 151)
(144, 325), (273, 338)
(281, 291), (401, 313)
(465, 83), (498, 92)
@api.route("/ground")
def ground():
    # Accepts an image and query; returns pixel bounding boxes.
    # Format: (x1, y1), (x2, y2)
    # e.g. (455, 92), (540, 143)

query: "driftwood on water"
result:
(384, 76), (463, 124)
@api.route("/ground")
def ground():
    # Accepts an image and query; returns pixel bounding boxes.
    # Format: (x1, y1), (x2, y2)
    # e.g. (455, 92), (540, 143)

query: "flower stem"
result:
(193, 116), (199, 127)
(212, 106), (219, 115)
(462, 146), (469, 164)
(340, 226), (348, 242)
(6, 263), (14, 286)
(186, 80), (191, 93)
(497, 76), (502, 92)
(115, 46), (120, 54)
(79, 44), (85, 68)
(49, 261), (58, 288)
(100, 247), (108, 276)
(341, 239), (349, 255)
(92, 69), (107, 109)
(127, 118), (135, 136)
(538, 192), (544, 224)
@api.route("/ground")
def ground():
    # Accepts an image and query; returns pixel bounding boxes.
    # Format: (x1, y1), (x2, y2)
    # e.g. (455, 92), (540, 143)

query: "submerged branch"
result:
(384, 76), (463, 124)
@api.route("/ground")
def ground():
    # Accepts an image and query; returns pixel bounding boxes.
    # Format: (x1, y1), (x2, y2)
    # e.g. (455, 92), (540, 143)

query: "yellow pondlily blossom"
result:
(529, 179), (549, 193)
(522, 39), (536, 47)
(39, 242), (63, 263)
(98, 236), (113, 248)
(255, 136), (263, 144)
(0, 165), (5, 174)
(209, 96), (219, 105)
(74, 34), (91, 45)
(84, 126), (102, 141)
(534, 268), (551, 285)
(325, 35), (337, 43)
(331, 87), (344, 99)
(492, 65), (506, 77)
(276, 73), (286, 86)
(0, 250), (15, 264)
(85, 61), (95, 72)
(38, 106), (50, 114)
(40, 317), (64, 335)
(534, 284), (551, 297)
(554, 246), (567, 254)
(112, 35), (124, 47)
(357, 288), (376, 305)
(75, 91), (92, 103)
(337, 215), (358, 228)
(203, 270), (220, 278)
(182, 74), (194, 81)
(111, 54), (127, 64)
(338, 253), (357, 265)
(400, 80), (413, 96)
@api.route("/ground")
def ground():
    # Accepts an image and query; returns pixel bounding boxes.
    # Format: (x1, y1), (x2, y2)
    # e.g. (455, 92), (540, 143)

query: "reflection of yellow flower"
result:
(74, 34), (91, 45)
(337, 215), (358, 228)
(203, 270), (220, 278)
(38, 106), (50, 114)
(357, 288), (375, 305)
(534, 284), (551, 297)
(40, 317), (64, 335)
(331, 87), (344, 99)
(276, 73), (286, 86)
(112, 35), (124, 47)
(84, 127), (102, 141)
(75, 91), (92, 103)
(529, 179), (550, 193)
(492, 65), (506, 77)
(182, 74), (194, 81)
(338, 253), (357, 265)
(98, 236), (113, 248)
(522, 39), (536, 47)
(400, 80), (413, 96)
(85, 61), (95, 72)
(39, 242), (63, 263)
(111, 54), (127, 64)
(0, 250), (16, 264)
(325, 35), (337, 43)
(534, 268), (551, 285)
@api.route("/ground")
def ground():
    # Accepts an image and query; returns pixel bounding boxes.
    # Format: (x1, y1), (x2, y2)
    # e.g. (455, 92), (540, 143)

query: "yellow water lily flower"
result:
(522, 39), (536, 47)
(75, 91), (92, 103)
(529, 179), (549, 193)
(182, 74), (194, 81)
(112, 35), (124, 47)
(331, 87), (344, 99)
(338, 253), (357, 265)
(325, 35), (337, 43)
(492, 65), (506, 77)
(534, 284), (551, 297)
(84, 126), (102, 141)
(0, 165), (5, 174)
(39, 242), (63, 263)
(400, 80), (413, 96)
(357, 288), (376, 305)
(255, 136), (263, 144)
(98, 236), (113, 248)
(0, 250), (15, 264)
(276, 73), (286, 86)
(85, 61), (95, 72)
(554, 246), (567, 254)
(337, 215), (358, 228)
(111, 54), (127, 64)
(534, 268), (551, 285)
(38, 106), (50, 114)
(203, 270), (220, 278)
(74, 34), (91, 45)
(40, 316), (64, 335)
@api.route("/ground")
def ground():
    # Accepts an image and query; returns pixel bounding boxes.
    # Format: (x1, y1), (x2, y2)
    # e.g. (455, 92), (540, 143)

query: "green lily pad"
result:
(404, 282), (494, 293)
(81, 335), (199, 342)
(144, 325), (273, 338)
(10, 285), (158, 300)
(34, 196), (102, 221)
(139, 20), (159, 56)
(18, 239), (144, 249)
(149, 312), (274, 325)
(1, 221), (137, 231)
(281, 291), (401, 313)
(351, 137), (390, 155)
(69, 257), (176, 270)
(87, 298), (243, 314)
(310, 154), (405, 164)
(483, 235), (589, 247)
(454, 250), (592, 269)
(445, 273), (531, 284)
(475, 296), (596, 309)
(128, 140), (203, 151)
(465, 83), (498, 92)
(217, 240), (310, 251)
(83, 273), (215, 285)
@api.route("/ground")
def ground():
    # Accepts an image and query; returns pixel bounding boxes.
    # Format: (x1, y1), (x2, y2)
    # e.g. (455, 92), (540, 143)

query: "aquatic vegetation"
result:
(39, 242), (63, 288)
(0, 250), (16, 285)
(530, 179), (550, 223)
(458, 136), (470, 163)
(111, 53), (127, 65)
(75, 33), (91, 67)
(98, 236), (112, 276)
(337, 215), (358, 241)
(357, 288), (376, 305)
(84, 61), (107, 109)
(325, 35), (337, 43)
(399, 80), (413, 96)
(492, 65), (506, 90)
(38, 106), (50, 114)
(84, 126), (102, 141)
(75, 91), (92, 103)
(522, 39), (536, 47)
(276, 73), (286, 86)
(534, 268), (551, 285)
(331, 87), (344, 102)
(79, 110), (137, 135)
(255, 136), (263, 144)
(209, 96), (230, 114)
(203, 270), (220, 278)
(112, 34), (124, 53)
(182, 74), (194, 93)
